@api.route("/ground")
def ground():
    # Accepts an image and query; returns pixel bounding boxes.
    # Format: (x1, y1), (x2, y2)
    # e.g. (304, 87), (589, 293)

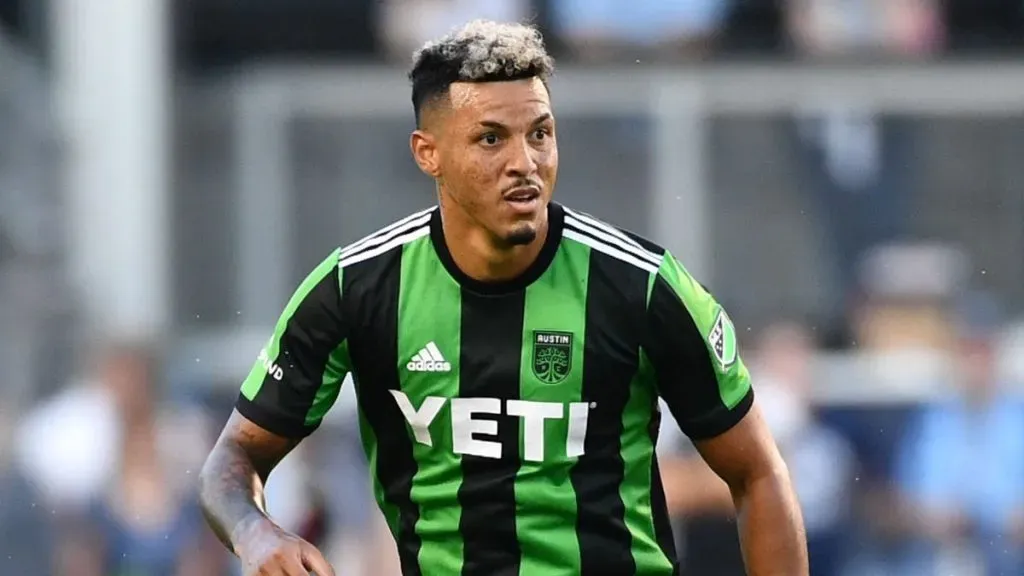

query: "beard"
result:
(503, 222), (538, 246)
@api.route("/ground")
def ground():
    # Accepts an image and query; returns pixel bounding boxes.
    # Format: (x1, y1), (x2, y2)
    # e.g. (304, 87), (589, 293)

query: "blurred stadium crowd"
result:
(3, 1), (1024, 575)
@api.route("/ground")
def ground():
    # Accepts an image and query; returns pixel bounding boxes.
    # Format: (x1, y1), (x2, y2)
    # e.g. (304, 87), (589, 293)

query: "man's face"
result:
(428, 77), (557, 247)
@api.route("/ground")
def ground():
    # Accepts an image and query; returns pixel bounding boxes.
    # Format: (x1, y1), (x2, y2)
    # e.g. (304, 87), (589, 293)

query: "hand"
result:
(234, 515), (336, 576)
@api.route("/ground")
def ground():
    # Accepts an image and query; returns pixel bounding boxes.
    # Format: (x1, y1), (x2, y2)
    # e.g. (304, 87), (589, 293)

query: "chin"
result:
(503, 224), (538, 246)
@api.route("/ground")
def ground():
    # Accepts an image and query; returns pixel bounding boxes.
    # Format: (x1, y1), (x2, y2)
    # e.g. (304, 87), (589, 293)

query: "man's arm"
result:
(694, 404), (808, 576)
(198, 410), (298, 552)
(655, 403), (734, 516)
(199, 411), (335, 576)
(644, 250), (808, 575)
(200, 249), (350, 575)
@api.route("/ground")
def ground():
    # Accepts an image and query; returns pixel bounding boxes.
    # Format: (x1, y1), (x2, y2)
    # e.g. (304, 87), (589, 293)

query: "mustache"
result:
(503, 180), (542, 193)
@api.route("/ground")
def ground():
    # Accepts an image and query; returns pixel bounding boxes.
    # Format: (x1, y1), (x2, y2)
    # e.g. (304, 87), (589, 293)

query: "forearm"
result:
(732, 467), (809, 576)
(198, 439), (272, 553)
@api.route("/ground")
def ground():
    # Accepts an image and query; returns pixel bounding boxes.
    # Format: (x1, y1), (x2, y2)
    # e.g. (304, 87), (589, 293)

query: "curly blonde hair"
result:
(409, 20), (555, 124)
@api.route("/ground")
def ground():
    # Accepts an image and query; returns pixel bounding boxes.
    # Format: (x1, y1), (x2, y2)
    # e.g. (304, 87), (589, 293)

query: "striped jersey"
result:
(236, 202), (754, 576)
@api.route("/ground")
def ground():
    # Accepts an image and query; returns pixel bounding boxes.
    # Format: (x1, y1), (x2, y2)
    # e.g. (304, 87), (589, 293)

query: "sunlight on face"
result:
(440, 77), (558, 247)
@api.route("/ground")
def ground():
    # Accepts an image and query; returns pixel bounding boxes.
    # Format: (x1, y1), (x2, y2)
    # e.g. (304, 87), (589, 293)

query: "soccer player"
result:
(199, 20), (808, 576)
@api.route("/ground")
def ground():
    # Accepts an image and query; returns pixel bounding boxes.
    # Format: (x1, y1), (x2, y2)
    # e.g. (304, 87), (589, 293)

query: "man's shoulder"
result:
(559, 205), (667, 274)
(336, 206), (436, 270)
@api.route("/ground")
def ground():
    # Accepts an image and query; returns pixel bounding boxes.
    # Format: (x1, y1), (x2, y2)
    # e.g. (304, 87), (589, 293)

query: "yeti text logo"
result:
(390, 391), (592, 461)
(257, 347), (284, 381)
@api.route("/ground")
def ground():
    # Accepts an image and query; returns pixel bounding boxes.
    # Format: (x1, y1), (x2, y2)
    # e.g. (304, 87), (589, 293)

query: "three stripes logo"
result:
(338, 207), (434, 269)
(407, 341), (452, 373)
(561, 207), (663, 274)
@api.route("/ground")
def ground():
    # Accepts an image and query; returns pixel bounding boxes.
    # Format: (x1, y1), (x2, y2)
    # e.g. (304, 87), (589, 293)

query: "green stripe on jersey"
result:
(398, 235), (464, 574)
(656, 252), (750, 409)
(240, 248), (342, 401)
(517, 240), (590, 575)
(621, 351), (673, 573)
(305, 341), (351, 427)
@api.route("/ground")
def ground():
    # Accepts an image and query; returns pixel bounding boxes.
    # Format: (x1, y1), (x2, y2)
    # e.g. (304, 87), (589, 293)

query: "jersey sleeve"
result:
(235, 249), (351, 439)
(644, 251), (754, 441)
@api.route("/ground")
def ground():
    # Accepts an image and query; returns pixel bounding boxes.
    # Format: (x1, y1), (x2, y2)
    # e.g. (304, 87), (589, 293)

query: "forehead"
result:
(447, 77), (551, 121)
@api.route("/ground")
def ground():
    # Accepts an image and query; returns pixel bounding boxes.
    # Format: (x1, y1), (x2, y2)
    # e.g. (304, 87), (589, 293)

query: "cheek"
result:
(446, 159), (496, 212)
(458, 157), (500, 192)
(538, 147), (558, 179)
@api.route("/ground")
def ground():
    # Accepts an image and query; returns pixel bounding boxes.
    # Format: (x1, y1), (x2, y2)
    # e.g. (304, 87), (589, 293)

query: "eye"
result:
(480, 133), (500, 146)
(532, 128), (550, 140)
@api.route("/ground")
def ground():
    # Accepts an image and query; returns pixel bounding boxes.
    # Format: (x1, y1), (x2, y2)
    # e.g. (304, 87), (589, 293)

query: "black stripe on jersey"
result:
(235, 264), (346, 439)
(343, 249), (423, 576)
(457, 290), (524, 576)
(572, 252), (648, 575)
(646, 276), (753, 440)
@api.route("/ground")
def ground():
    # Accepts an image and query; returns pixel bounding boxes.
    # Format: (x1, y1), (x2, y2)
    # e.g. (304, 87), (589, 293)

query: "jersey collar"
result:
(430, 202), (565, 296)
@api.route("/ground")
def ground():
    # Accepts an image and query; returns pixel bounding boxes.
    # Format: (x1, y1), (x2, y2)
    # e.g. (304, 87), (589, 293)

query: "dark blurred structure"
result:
(169, 0), (1024, 71)
(175, 0), (379, 70)
(3, 0), (1024, 68)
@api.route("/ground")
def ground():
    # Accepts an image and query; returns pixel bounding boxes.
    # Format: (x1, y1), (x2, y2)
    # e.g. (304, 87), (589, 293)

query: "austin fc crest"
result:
(532, 331), (573, 384)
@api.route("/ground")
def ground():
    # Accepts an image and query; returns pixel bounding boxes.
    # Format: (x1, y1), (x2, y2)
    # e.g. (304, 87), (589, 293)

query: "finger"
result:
(268, 549), (310, 576)
(242, 556), (294, 576)
(279, 558), (312, 576)
(300, 543), (337, 576)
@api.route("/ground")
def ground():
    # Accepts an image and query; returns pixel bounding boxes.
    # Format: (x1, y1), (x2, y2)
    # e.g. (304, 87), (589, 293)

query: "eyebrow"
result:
(477, 113), (553, 130)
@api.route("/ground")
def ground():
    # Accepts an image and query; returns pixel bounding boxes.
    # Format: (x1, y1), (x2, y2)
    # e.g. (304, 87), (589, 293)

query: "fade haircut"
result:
(409, 20), (555, 126)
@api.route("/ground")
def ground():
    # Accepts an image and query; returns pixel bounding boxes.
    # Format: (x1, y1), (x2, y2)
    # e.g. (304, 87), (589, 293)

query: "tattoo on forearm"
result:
(199, 415), (298, 553)
(199, 442), (260, 551)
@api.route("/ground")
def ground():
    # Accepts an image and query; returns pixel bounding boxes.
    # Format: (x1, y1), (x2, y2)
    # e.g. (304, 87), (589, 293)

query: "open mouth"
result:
(504, 186), (540, 207)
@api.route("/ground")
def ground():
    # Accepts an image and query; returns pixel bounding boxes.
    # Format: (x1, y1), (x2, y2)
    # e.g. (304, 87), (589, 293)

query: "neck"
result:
(438, 194), (549, 283)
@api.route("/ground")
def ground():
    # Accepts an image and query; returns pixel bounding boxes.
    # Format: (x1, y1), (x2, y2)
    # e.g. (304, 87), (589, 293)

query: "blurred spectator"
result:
(658, 321), (856, 575)
(15, 353), (121, 510)
(550, 0), (731, 61)
(754, 321), (856, 575)
(0, 411), (58, 576)
(786, 0), (944, 58)
(786, 0), (944, 348)
(45, 341), (226, 576)
(379, 0), (530, 62)
(893, 293), (1024, 576)
(837, 247), (967, 575)
(853, 242), (967, 352)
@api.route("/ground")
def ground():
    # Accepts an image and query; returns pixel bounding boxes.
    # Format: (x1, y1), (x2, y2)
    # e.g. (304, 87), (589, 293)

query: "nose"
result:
(505, 136), (538, 178)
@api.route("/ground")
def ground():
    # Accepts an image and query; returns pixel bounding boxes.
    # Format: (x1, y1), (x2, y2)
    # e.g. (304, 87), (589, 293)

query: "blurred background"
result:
(2, 1), (1024, 575)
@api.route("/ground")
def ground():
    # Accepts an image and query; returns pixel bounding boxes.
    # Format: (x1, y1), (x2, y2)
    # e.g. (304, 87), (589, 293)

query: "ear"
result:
(410, 129), (442, 178)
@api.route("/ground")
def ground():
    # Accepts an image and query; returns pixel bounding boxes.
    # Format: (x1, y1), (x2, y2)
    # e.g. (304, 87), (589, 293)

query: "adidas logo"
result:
(406, 342), (452, 373)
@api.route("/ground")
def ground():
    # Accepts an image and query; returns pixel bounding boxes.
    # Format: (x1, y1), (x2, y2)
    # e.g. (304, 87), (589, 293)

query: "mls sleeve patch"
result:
(708, 307), (737, 369)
